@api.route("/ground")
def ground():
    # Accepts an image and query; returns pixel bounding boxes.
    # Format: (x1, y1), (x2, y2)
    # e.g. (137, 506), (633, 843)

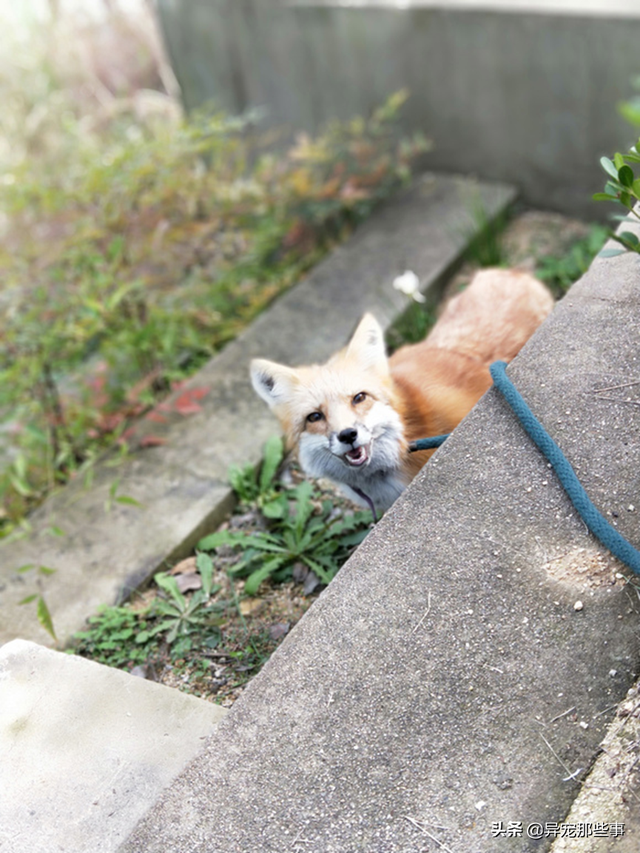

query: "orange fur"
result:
(251, 268), (553, 513)
(389, 268), (553, 476)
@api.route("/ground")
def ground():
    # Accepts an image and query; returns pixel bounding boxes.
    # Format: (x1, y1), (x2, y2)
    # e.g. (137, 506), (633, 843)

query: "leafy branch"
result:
(593, 142), (640, 257)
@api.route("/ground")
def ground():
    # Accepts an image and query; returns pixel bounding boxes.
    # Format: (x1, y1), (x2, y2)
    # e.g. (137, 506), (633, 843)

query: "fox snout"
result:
(330, 425), (372, 468)
(337, 427), (358, 445)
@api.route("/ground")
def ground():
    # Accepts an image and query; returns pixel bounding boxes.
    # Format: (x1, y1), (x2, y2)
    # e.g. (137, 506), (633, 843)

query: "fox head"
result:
(250, 314), (407, 506)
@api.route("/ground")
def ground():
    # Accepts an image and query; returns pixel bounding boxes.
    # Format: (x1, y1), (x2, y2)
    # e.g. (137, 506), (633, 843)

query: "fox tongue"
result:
(346, 446), (367, 466)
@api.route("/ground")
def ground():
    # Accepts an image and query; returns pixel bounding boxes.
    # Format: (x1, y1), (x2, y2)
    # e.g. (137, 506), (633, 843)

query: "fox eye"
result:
(352, 392), (367, 405)
(306, 411), (324, 423)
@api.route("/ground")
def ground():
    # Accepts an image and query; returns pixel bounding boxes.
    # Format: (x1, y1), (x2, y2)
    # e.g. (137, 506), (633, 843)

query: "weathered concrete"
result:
(157, 0), (640, 217)
(0, 640), (226, 853)
(0, 173), (515, 648)
(549, 684), (640, 853)
(120, 241), (640, 850)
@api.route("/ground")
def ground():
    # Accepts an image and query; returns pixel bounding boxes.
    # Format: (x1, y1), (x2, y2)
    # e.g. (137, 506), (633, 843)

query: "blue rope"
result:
(490, 360), (640, 575)
(407, 360), (640, 575)
(408, 434), (450, 452)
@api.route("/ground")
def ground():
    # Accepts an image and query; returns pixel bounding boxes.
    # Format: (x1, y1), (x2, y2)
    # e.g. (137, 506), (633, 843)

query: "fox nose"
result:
(338, 427), (358, 445)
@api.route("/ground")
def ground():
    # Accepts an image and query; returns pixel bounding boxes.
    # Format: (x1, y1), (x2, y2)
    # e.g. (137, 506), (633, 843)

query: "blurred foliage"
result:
(0, 84), (429, 534)
(536, 224), (609, 295)
(618, 75), (640, 128)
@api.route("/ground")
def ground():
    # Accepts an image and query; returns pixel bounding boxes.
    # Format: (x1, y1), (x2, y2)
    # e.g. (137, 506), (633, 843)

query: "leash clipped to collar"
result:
(408, 360), (640, 575)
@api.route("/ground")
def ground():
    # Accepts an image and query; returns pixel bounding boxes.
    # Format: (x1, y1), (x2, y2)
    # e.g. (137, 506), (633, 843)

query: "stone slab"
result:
(120, 238), (640, 850)
(0, 172), (515, 648)
(0, 639), (226, 853)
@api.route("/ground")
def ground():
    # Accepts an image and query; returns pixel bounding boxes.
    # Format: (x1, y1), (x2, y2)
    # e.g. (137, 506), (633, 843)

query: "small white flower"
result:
(392, 270), (425, 302)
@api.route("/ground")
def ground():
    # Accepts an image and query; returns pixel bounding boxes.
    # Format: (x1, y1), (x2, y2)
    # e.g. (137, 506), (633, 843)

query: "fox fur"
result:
(251, 268), (554, 514)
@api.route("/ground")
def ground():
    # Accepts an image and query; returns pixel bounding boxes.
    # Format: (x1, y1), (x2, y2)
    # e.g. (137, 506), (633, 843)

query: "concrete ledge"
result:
(0, 640), (226, 853)
(121, 244), (640, 849)
(0, 172), (515, 647)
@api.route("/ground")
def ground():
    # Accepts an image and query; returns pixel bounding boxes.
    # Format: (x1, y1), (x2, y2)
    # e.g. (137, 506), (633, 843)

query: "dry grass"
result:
(0, 0), (179, 180)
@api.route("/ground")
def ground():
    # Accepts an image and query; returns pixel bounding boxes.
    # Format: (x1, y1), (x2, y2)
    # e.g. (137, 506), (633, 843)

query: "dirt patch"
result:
(544, 546), (627, 592)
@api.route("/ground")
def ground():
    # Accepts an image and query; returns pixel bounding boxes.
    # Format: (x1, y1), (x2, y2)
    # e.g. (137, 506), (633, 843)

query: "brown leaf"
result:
(269, 622), (290, 641)
(239, 597), (264, 616)
(170, 557), (198, 575)
(175, 573), (203, 593)
(140, 434), (167, 448)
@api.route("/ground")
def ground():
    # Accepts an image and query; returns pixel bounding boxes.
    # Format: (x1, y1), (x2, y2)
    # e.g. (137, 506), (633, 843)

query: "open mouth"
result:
(344, 445), (369, 467)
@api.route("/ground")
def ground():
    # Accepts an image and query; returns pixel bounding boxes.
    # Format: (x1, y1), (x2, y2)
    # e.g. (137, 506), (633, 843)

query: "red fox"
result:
(251, 269), (553, 515)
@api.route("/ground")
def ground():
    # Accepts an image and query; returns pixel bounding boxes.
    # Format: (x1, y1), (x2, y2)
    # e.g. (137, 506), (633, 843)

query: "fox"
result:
(251, 268), (554, 516)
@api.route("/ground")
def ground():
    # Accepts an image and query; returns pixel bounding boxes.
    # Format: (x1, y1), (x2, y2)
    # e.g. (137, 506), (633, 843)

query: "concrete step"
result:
(0, 639), (226, 853)
(0, 172), (516, 648)
(118, 228), (640, 850)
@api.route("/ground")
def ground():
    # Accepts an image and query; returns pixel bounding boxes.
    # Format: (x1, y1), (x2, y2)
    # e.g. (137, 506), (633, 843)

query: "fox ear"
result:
(251, 358), (299, 408)
(344, 313), (389, 374)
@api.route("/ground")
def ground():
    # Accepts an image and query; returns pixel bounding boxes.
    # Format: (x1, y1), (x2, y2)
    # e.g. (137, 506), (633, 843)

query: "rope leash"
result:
(409, 359), (640, 576)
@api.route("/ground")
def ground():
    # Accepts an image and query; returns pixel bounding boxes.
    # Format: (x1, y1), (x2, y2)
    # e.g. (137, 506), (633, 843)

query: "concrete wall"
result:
(156, 0), (640, 218)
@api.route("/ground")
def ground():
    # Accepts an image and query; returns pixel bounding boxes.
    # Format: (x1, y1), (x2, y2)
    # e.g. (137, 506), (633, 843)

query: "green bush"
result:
(0, 91), (429, 533)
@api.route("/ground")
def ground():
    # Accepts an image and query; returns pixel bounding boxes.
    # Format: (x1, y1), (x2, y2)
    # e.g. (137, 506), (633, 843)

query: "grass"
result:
(535, 224), (609, 296)
(70, 441), (372, 704)
(0, 0), (429, 537)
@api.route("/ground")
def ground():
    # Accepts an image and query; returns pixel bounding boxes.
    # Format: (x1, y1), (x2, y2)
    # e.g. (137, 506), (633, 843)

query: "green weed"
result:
(228, 434), (285, 508)
(618, 75), (640, 128)
(199, 480), (371, 595)
(145, 554), (224, 645)
(461, 191), (509, 268)
(386, 302), (437, 350)
(536, 225), (609, 295)
(72, 605), (160, 670)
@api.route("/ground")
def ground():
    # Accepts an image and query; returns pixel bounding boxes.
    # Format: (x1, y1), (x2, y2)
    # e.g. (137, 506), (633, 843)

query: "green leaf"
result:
(618, 165), (635, 187)
(292, 481), (314, 538)
(148, 618), (180, 636)
(259, 435), (284, 492)
(166, 622), (180, 644)
(301, 554), (334, 584)
(37, 596), (57, 640)
(592, 192), (618, 202)
(18, 594), (38, 605)
(600, 156), (620, 179)
(38, 566), (57, 576)
(114, 495), (142, 507)
(196, 551), (214, 597)
(154, 572), (187, 609)
(613, 152), (626, 170)
(243, 556), (288, 595)
(198, 530), (240, 551)
(10, 474), (33, 497)
(598, 248), (626, 258)
(337, 528), (371, 548)
(246, 536), (289, 554)
(618, 231), (640, 247)
(261, 495), (288, 519)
